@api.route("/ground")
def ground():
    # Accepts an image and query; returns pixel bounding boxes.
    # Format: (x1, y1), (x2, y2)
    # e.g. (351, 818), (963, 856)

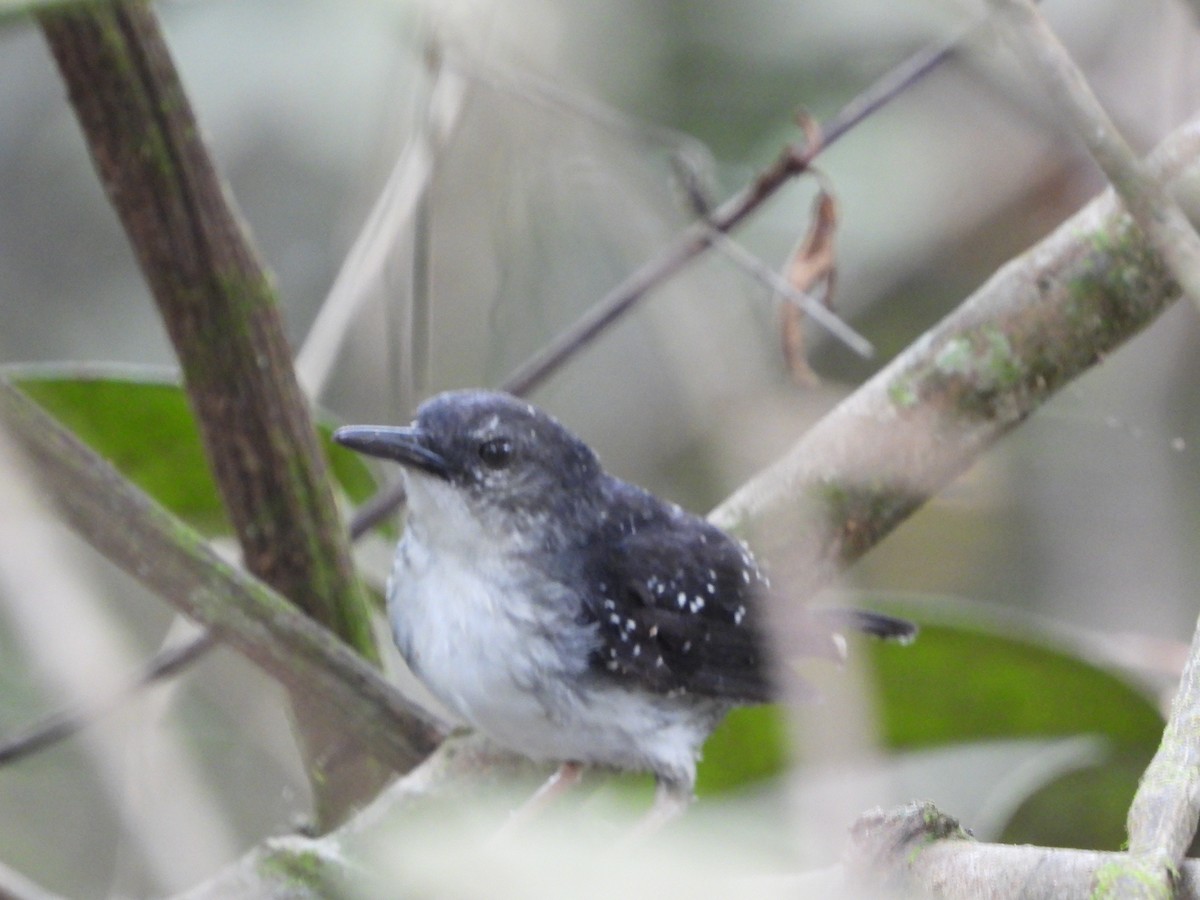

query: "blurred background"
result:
(3, 0), (1200, 895)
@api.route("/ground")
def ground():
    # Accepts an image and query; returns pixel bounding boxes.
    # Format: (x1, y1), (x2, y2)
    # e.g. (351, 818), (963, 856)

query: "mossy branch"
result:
(710, 113), (1200, 602)
(0, 378), (447, 776)
(36, 2), (384, 824)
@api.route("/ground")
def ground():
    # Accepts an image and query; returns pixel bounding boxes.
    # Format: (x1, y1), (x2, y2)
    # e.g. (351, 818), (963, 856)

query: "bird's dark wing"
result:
(573, 483), (917, 703)
(580, 514), (820, 703)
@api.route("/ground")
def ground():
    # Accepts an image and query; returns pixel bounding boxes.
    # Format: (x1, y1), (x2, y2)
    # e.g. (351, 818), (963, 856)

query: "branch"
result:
(709, 112), (1200, 599)
(0, 379), (448, 777)
(1100, 607), (1200, 898)
(844, 802), (1200, 899)
(497, 16), (975, 398)
(37, 3), (382, 824)
(988, 0), (1200, 315)
(172, 734), (537, 900)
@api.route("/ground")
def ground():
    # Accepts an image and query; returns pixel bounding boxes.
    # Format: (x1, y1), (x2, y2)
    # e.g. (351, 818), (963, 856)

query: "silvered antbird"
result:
(334, 390), (914, 825)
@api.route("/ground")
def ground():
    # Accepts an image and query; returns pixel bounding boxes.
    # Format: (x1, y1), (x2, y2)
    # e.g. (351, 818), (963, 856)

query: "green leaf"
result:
(866, 595), (1163, 750)
(5, 364), (380, 535)
(999, 748), (1150, 850)
(697, 704), (790, 795)
(695, 594), (1163, 796)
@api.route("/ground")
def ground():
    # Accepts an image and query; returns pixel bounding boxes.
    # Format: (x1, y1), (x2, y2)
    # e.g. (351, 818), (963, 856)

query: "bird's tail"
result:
(812, 608), (918, 644)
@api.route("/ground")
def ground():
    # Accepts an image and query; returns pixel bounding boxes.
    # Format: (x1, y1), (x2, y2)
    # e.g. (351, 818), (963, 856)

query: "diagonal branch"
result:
(0, 378), (448, 773)
(498, 17), (977, 398)
(36, 0), (373, 657)
(710, 112), (1200, 604)
(0, 630), (215, 766)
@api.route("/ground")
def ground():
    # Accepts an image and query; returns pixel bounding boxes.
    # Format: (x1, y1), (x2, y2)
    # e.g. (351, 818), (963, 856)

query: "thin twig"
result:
(351, 482), (408, 538)
(0, 631), (216, 766)
(989, 0), (1200, 316)
(499, 19), (975, 398)
(671, 153), (872, 358)
(697, 221), (872, 359)
(820, 25), (966, 149)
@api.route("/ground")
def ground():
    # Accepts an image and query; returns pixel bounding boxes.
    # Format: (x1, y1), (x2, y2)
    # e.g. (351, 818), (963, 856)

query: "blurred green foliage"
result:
(699, 595), (1163, 851)
(9, 365), (381, 534)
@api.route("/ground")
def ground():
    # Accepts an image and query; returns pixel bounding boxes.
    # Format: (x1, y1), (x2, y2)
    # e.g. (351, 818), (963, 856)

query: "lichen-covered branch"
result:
(709, 113), (1200, 603)
(36, 2), (382, 825)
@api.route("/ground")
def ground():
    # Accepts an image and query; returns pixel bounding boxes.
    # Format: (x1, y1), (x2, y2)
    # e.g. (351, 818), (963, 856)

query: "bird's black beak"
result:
(332, 425), (451, 479)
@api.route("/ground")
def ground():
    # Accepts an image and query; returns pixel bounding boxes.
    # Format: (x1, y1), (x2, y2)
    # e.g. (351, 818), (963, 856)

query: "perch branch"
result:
(844, 802), (1200, 899)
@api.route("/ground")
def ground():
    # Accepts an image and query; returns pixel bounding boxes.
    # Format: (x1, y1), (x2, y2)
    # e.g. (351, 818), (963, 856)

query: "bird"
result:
(333, 389), (915, 829)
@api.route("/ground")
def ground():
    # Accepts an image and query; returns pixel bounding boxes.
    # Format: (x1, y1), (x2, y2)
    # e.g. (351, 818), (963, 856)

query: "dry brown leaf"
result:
(780, 182), (839, 384)
(796, 108), (824, 157)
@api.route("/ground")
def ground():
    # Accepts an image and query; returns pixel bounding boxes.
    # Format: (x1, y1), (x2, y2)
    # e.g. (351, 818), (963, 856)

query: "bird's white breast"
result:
(388, 473), (715, 784)
(388, 473), (577, 755)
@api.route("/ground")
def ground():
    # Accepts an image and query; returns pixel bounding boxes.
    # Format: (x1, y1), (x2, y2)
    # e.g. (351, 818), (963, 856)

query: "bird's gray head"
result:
(334, 391), (602, 534)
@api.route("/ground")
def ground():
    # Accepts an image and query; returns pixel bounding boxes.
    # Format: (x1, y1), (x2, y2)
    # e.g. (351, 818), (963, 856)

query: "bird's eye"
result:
(478, 437), (514, 469)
